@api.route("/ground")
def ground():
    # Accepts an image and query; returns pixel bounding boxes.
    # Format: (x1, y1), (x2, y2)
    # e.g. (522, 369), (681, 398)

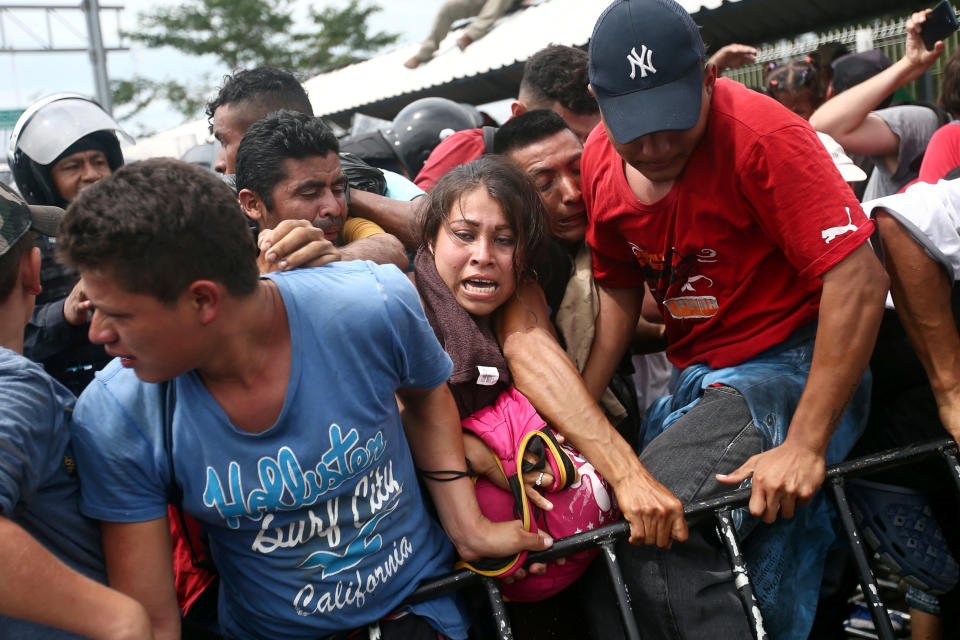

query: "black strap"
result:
(163, 381), (217, 574)
(481, 125), (498, 155)
(416, 458), (477, 482)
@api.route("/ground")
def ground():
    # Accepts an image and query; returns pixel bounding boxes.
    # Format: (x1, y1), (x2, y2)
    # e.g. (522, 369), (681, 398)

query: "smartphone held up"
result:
(922, 0), (959, 50)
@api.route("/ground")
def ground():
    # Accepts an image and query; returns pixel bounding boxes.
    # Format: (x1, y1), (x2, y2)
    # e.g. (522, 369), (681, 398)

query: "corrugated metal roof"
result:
(310, 0), (927, 127)
(125, 0), (924, 157)
(308, 0), (613, 127)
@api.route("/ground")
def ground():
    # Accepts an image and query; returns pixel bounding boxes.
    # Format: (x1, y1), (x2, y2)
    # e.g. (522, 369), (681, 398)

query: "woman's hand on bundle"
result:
(463, 433), (557, 511)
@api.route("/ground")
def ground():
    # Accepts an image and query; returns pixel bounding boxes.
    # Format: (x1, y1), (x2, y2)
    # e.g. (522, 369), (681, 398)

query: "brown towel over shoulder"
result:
(414, 246), (511, 417)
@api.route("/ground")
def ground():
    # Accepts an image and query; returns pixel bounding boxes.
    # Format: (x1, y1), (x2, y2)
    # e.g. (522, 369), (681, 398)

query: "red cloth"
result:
(918, 122), (960, 184)
(583, 78), (874, 370)
(169, 505), (216, 613)
(414, 128), (486, 191)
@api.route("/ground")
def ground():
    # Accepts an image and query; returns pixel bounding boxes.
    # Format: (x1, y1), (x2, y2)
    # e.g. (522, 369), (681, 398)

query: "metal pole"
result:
(481, 577), (514, 640)
(82, 0), (111, 113)
(716, 509), (767, 640)
(938, 447), (960, 499)
(599, 540), (642, 640)
(829, 478), (897, 640)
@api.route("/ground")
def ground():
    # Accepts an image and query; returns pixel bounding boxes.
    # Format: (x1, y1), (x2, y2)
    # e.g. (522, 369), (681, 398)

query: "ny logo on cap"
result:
(627, 45), (656, 79)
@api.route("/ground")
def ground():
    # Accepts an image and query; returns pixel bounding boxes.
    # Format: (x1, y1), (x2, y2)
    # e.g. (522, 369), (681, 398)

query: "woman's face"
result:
(432, 187), (518, 317)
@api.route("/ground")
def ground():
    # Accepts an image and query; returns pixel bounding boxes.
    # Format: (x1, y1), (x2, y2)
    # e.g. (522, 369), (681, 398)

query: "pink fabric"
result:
(462, 387), (619, 601)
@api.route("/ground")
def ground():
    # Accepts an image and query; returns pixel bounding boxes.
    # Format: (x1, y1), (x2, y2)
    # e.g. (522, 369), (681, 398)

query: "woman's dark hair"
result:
(764, 58), (824, 104)
(419, 155), (546, 282)
(940, 48), (960, 118)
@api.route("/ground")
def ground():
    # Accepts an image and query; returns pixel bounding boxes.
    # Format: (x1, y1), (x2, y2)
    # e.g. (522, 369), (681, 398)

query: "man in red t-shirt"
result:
(574, 0), (889, 637)
(414, 45), (600, 191)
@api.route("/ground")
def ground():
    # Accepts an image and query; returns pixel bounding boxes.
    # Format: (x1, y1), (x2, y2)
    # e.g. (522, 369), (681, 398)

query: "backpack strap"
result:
(162, 381), (215, 573)
(482, 126), (498, 155)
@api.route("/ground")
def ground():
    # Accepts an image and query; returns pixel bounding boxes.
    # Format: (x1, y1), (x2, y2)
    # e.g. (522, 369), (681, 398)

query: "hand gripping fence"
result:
(404, 438), (960, 640)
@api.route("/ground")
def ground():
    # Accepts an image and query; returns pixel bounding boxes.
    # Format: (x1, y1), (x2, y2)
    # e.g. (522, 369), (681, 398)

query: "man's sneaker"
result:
(843, 602), (907, 634)
(847, 479), (959, 594)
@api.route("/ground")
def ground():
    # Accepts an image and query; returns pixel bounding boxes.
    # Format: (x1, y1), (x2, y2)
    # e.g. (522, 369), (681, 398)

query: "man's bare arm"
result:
(876, 210), (960, 443)
(496, 281), (688, 548)
(0, 516), (152, 640)
(339, 233), (410, 270)
(101, 518), (180, 640)
(348, 189), (420, 251)
(719, 243), (888, 522)
(809, 10), (943, 164)
(396, 384), (551, 560)
(581, 285), (645, 400)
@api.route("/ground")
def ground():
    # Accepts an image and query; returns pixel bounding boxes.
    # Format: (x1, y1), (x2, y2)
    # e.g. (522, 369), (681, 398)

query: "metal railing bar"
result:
(405, 438), (959, 619)
(481, 577), (514, 640)
(829, 478), (897, 640)
(716, 509), (768, 640)
(599, 539), (642, 640)
(938, 447), (960, 499)
(827, 438), (957, 480)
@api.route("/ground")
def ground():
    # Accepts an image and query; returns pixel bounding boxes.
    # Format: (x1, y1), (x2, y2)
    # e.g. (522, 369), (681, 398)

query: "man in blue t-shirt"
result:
(59, 158), (548, 640)
(0, 182), (151, 638)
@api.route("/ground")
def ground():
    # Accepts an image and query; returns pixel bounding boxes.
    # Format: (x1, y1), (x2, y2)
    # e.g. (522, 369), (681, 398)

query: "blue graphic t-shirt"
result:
(71, 262), (465, 639)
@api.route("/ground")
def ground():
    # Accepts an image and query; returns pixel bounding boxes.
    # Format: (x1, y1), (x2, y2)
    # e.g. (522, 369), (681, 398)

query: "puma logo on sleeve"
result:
(822, 207), (859, 244)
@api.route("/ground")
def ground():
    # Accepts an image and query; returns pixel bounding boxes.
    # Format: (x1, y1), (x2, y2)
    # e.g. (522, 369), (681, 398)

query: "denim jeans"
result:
(584, 324), (870, 640)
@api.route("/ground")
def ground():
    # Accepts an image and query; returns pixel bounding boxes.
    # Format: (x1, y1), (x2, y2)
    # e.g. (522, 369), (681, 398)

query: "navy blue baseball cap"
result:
(589, 0), (706, 144)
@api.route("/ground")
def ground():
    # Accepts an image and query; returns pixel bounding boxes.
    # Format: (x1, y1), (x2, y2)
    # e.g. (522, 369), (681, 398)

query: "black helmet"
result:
(8, 93), (133, 206)
(381, 97), (479, 177)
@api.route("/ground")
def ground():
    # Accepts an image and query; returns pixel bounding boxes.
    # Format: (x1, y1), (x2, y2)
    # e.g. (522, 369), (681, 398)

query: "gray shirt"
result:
(862, 105), (942, 201)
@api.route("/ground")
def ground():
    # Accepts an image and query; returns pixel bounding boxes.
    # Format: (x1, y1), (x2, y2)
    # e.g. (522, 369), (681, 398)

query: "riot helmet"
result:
(381, 97), (479, 177)
(8, 93), (133, 206)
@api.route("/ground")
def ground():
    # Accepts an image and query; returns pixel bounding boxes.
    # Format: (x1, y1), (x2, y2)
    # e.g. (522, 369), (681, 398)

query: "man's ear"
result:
(22, 247), (42, 296)
(238, 188), (266, 221)
(510, 100), (527, 117)
(704, 62), (718, 95)
(186, 280), (222, 325)
(825, 83), (836, 100)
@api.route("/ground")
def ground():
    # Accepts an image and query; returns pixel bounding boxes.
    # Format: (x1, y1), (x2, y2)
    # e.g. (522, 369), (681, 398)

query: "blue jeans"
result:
(584, 324), (870, 640)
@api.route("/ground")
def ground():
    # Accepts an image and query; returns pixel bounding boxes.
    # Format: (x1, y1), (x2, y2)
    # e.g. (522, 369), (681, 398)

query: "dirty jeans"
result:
(583, 324), (870, 640)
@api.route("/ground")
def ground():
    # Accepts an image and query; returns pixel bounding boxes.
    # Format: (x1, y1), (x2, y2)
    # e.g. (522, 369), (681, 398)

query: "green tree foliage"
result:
(112, 0), (397, 131)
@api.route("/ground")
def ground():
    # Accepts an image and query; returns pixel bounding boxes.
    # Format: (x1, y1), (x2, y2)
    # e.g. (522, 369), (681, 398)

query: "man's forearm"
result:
(501, 325), (646, 487)
(348, 189), (419, 250)
(101, 519), (180, 640)
(788, 244), (888, 451)
(810, 58), (922, 141)
(397, 386), (489, 555)
(496, 282), (645, 485)
(0, 517), (151, 640)
(877, 211), (960, 437)
(582, 285), (644, 400)
(339, 233), (410, 270)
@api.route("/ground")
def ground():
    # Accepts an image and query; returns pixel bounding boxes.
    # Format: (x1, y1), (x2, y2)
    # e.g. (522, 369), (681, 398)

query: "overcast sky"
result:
(0, 0), (450, 136)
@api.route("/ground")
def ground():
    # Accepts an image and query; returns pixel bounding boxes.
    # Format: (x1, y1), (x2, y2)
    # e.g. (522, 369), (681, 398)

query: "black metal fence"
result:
(406, 438), (960, 640)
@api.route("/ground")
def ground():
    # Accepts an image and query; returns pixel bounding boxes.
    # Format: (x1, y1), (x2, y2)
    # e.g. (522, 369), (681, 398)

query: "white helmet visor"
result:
(15, 96), (135, 166)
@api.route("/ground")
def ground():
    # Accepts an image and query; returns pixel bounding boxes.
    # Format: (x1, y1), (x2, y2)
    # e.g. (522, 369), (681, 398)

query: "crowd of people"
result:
(2, 0), (960, 638)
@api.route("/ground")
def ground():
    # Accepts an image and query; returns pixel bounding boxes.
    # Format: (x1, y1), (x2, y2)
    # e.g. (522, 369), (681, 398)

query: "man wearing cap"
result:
(0, 183), (152, 638)
(578, 0), (888, 637)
